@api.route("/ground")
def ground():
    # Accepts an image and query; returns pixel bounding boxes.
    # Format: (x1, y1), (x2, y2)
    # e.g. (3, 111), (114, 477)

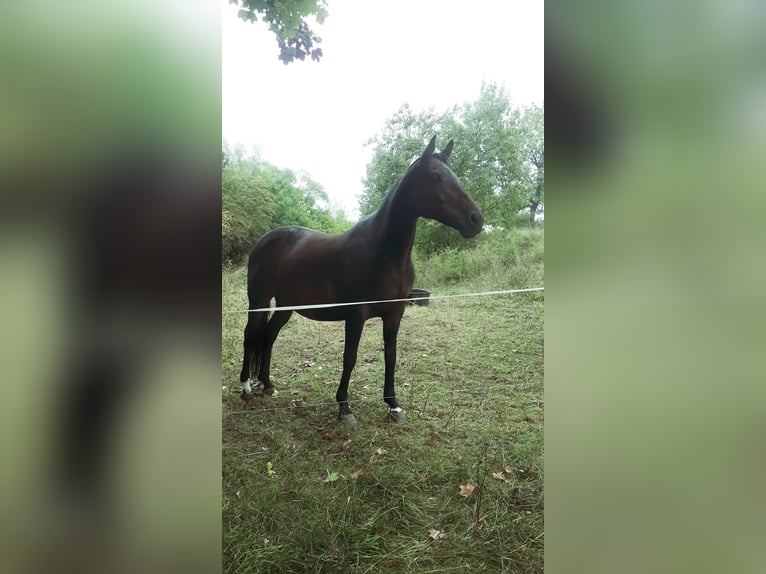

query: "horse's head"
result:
(411, 136), (484, 238)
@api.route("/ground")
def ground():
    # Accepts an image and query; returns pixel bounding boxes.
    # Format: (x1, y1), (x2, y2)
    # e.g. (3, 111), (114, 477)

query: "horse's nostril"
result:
(470, 211), (483, 228)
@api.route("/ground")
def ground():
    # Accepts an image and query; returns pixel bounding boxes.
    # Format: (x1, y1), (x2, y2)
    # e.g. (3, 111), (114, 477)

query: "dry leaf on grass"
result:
(350, 469), (365, 480)
(342, 440), (352, 452)
(459, 483), (476, 497)
(319, 429), (333, 439)
(375, 447), (387, 456)
(428, 529), (445, 540)
(492, 471), (506, 481)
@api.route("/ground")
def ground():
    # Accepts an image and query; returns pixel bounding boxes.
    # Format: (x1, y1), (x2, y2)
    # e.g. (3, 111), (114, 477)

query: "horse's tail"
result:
(240, 236), (275, 385)
(240, 309), (269, 383)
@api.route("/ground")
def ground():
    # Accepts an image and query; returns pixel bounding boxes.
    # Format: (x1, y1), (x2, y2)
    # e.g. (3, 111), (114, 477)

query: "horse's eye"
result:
(431, 173), (441, 182)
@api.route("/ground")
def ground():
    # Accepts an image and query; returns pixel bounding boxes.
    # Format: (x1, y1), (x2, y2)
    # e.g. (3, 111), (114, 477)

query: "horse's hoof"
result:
(388, 409), (407, 423)
(240, 390), (253, 402)
(262, 386), (276, 396)
(340, 413), (357, 426)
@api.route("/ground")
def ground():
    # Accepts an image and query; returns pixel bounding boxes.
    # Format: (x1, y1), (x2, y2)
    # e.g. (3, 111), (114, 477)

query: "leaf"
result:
(266, 461), (276, 477)
(492, 471), (506, 481)
(459, 483), (476, 497)
(323, 470), (340, 483)
(375, 447), (388, 456)
(342, 439), (352, 452)
(319, 429), (333, 439)
(428, 529), (445, 540)
(350, 469), (364, 480)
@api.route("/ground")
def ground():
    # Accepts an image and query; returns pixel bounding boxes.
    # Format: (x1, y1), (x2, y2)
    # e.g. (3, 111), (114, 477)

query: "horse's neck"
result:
(370, 179), (418, 263)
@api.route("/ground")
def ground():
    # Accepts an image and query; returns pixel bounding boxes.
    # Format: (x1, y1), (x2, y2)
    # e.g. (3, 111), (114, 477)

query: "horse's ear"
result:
(422, 135), (437, 161)
(441, 139), (454, 161)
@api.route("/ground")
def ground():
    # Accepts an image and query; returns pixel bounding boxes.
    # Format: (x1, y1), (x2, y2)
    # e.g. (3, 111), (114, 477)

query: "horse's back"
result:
(249, 226), (330, 262)
(246, 226), (345, 289)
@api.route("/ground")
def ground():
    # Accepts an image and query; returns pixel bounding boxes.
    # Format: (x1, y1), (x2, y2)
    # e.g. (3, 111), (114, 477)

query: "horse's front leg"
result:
(383, 306), (407, 422)
(336, 317), (364, 425)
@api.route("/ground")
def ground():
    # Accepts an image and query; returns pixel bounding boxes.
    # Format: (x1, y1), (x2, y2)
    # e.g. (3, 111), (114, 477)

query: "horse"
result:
(239, 136), (483, 424)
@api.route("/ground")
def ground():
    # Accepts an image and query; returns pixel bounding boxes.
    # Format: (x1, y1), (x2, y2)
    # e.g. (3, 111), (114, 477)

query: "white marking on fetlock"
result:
(242, 379), (252, 394)
(389, 407), (403, 413)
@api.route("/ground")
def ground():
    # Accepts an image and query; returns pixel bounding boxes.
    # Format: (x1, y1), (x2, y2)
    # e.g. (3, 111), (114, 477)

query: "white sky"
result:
(222, 0), (544, 219)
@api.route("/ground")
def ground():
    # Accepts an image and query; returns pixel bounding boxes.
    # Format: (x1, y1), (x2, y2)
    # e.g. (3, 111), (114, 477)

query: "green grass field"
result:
(222, 228), (544, 573)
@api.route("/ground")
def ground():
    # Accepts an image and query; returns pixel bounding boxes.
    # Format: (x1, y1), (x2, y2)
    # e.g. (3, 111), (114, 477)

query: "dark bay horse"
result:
(239, 136), (483, 424)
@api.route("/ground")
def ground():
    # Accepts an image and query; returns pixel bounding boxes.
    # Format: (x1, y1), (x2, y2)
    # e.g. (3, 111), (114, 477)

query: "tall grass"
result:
(413, 226), (544, 293)
(222, 226), (544, 573)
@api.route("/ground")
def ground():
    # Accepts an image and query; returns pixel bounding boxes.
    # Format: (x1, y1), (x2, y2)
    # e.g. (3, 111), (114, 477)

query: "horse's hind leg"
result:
(257, 310), (293, 395)
(240, 310), (268, 400)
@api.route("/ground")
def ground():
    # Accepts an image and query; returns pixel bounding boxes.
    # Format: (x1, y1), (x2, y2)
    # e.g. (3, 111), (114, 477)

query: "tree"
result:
(360, 83), (539, 255)
(231, 0), (328, 64)
(518, 105), (544, 225)
(444, 83), (526, 228)
(222, 165), (274, 264)
(222, 142), (352, 263)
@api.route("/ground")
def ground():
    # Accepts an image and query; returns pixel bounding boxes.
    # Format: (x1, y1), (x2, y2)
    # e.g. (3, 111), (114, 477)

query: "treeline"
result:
(222, 143), (352, 264)
(223, 82), (543, 263)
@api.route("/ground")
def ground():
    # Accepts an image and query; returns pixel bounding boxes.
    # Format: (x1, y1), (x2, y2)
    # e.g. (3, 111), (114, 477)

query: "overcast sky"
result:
(222, 0), (544, 219)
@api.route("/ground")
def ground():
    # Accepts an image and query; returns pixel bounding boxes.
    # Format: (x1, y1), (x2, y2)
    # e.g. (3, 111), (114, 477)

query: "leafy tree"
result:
(222, 165), (274, 264)
(231, 0), (328, 64)
(518, 104), (544, 225)
(360, 83), (541, 255)
(444, 83), (526, 228)
(222, 141), (352, 263)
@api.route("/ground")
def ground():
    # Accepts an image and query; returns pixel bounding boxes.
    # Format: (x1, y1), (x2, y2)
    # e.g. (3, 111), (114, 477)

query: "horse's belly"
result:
(296, 307), (348, 322)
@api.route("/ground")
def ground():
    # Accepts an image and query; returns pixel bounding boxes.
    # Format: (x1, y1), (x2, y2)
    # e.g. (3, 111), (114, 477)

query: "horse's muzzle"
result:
(461, 210), (484, 238)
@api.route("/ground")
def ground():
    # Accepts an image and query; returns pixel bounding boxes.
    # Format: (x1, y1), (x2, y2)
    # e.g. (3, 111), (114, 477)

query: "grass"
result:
(222, 227), (544, 573)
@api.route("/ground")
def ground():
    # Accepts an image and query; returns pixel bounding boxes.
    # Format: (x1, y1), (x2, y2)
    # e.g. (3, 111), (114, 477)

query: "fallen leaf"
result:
(428, 529), (445, 540)
(266, 462), (276, 477)
(459, 483), (476, 497)
(350, 469), (364, 480)
(376, 447), (388, 456)
(234, 490), (240, 499)
(342, 440), (352, 452)
(504, 466), (512, 474)
(492, 471), (506, 481)
(319, 429), (333, 439)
